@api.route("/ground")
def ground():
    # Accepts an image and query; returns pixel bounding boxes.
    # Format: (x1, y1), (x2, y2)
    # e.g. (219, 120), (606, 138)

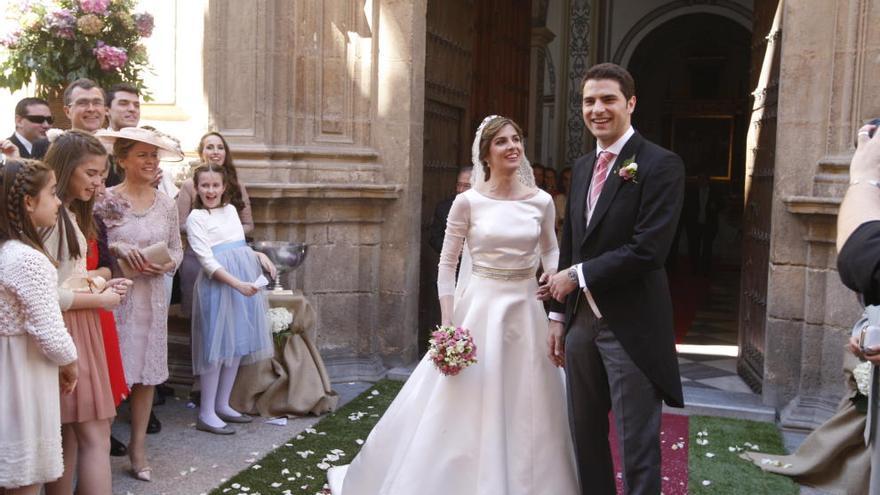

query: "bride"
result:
(327, 116), (579, 494)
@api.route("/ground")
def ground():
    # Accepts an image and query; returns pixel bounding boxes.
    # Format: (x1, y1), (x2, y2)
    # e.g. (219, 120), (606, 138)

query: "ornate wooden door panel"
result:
(418, 0), (476, 349)
(738, 0), (781, 392)
(471, 0), (531, 130)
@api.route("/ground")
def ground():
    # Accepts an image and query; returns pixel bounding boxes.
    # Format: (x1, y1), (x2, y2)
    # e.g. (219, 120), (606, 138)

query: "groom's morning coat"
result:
(551, 131), (685, 407)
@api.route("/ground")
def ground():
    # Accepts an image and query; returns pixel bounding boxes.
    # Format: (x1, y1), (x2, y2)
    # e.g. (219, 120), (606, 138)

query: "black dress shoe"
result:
(110, 435), (128, 457)
(146, 411), (161, 434)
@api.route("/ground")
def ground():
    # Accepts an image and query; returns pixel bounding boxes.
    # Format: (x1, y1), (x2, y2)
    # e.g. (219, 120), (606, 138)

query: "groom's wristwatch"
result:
(568, 266), (578, 284)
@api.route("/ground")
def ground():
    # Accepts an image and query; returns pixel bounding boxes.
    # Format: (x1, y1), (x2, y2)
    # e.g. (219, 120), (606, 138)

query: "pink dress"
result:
(100, 188), (183, 386)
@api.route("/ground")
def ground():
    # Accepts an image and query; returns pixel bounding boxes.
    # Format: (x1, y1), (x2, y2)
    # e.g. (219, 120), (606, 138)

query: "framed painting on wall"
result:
(671, 115), (734, 180)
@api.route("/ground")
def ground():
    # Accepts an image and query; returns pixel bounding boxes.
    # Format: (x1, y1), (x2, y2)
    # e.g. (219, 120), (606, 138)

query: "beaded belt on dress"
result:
(471, 264), (535, 281)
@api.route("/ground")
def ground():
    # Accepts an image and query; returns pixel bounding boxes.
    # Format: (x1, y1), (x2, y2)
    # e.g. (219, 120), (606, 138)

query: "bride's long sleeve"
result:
(540, 195), (560, 274)
(437, 194), (470, 297)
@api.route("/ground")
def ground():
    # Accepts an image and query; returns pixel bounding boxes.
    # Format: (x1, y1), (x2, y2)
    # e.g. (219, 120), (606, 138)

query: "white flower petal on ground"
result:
(271, 482), (282, 488)
(702, 480), (711, 486)
(705, 452), (715, 458)
(317, 462), (331, 470)
(371, 390), (380, 395)
(231, 483), (240, 489)
(251, 464), (261, 470)
(281, 468), (290, 475)
(355, 439), (364, 445)
(305, 428), (317, 434)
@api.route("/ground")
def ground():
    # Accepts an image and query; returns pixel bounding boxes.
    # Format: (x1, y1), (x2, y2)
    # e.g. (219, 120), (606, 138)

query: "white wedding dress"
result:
(328, 188), (579, 495)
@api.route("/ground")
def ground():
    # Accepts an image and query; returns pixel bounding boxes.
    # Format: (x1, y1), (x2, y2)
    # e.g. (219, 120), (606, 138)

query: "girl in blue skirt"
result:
(186, 163), (275, 434)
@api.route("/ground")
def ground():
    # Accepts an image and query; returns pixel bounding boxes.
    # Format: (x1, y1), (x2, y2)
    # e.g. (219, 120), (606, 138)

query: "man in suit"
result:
(545, 63), (685, 494)
(10, 97), (52, 159)
(103, 82), (142, 187)
(684, 171), (724, 276)
(428, 166), (472, 254)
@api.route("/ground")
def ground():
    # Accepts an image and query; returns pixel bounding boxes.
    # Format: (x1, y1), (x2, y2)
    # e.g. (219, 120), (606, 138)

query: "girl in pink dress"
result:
(0, 159), (78, 495)
(42, 131), (131, 495)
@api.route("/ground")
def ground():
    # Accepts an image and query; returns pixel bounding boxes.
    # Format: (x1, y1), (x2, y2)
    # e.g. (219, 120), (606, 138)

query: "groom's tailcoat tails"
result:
(552, 131), (685, 494)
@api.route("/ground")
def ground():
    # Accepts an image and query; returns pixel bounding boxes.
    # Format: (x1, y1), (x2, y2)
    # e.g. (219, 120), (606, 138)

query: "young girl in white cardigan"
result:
(187, 163), (275, 435)
(0, 159), (77, 495)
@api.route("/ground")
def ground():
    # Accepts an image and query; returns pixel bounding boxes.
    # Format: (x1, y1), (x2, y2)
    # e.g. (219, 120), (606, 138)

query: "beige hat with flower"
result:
(95, 127), (184, 161)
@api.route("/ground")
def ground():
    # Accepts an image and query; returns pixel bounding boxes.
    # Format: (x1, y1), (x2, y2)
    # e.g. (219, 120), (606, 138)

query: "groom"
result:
(545, 63), (684, 494)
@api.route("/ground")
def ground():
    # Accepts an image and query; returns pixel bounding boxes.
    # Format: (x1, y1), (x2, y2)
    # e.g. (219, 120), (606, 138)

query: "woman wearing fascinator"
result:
(328, 116), (579, 494)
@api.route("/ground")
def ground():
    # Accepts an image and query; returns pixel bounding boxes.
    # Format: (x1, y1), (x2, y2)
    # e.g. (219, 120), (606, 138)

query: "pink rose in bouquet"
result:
(428, 325), (478, 376)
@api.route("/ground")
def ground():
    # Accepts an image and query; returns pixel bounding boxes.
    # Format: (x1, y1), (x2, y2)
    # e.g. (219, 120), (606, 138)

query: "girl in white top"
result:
(186, 164), (275, 435)
(0, 159), (77, 494)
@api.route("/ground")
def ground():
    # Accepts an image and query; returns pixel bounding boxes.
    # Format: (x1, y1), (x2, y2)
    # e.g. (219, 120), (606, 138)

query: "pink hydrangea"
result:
(44, 9), (77, 39)
(132, 12), (154, 37)
(78, 0), (110, 15)
(93, 41), (127, 71)
(0, 30), (21, 49)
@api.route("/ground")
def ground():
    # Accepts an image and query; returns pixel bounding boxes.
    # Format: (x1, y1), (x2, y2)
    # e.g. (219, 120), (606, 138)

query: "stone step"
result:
(675, 385), (776, 423)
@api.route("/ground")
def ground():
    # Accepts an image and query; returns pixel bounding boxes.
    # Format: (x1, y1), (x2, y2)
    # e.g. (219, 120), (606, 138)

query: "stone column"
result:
(202, 0), (426, 381)
(768, 0), (880, 428)
(527, 25), (556, 163)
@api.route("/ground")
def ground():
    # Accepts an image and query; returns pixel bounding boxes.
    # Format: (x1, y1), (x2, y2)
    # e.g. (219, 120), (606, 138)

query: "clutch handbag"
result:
(118, 241), (173, 278)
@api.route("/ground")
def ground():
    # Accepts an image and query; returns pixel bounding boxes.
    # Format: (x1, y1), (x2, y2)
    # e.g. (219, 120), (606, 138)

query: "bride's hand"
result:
(536, 273), (552, 300)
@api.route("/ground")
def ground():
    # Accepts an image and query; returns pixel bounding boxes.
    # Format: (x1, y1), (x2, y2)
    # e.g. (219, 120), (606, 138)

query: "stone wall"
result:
(202, 0), (427, 381)
(768, 0), (880, 428)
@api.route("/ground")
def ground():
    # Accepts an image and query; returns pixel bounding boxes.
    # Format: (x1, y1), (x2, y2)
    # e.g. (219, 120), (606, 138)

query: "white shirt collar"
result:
(596, 126), (635, 157)
(14, 131), (33, 153)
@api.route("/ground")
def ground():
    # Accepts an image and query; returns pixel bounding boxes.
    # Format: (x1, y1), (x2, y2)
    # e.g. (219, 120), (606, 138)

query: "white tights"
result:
(199, 356), (243, 427)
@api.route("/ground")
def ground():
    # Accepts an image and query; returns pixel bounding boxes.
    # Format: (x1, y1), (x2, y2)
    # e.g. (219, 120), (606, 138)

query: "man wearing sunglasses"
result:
(10, 97), (52, 159)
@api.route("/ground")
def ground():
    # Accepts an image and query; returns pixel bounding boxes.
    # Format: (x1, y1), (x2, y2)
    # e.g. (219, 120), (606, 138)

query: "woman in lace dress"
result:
(42, 131), (128, 495)
(0, 159), (78, 494)
(328, 116), (579, 494)
(95, 128), (184, 482)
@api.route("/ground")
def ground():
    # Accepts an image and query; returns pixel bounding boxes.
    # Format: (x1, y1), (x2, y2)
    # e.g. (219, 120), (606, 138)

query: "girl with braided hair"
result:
(42, 130), (130, 495)
(0, 159), (78, 494)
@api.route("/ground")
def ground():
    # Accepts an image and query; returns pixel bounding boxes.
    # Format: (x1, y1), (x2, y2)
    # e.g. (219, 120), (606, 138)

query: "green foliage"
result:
(0, 0), (153, 98)
(209, 380), (404, 495)
(689, 415), (799, 494)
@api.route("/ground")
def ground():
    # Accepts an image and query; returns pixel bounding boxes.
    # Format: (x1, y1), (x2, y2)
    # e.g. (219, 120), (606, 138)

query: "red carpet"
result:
(668, 261), (711, 343)
(610, 413), (689, 494)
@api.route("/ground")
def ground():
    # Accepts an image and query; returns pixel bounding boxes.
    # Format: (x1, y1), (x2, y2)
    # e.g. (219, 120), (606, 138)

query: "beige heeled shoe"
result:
(130, 465), (152, 482)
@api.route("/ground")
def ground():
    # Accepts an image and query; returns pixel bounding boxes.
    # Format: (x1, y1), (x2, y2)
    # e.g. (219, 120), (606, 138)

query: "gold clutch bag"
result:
(118, 241), (173, 278)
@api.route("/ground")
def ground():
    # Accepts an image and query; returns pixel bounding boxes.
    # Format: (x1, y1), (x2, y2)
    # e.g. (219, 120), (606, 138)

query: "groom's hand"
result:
(548, 269), (578, 302)
(547, 320), (565, 367)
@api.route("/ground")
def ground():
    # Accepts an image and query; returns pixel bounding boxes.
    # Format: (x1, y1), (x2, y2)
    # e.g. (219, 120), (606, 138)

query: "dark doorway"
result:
(626, 14), (751, 357)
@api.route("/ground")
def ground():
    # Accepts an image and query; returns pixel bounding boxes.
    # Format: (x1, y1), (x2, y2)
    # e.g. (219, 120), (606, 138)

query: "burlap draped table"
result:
(230, 290), (339, 416)
(742, 351), (869, 494)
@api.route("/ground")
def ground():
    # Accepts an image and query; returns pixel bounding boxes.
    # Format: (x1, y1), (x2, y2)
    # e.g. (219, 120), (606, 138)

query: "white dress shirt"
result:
(549, 126), (635, 322)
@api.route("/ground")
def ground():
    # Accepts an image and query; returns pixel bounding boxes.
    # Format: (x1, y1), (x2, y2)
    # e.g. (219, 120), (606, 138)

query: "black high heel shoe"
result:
(146, 411), (161, 434)
(110, 435), (127, 457)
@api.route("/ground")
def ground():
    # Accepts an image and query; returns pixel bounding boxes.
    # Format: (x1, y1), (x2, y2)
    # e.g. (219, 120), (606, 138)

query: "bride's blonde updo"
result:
(477, 116), (524, 181)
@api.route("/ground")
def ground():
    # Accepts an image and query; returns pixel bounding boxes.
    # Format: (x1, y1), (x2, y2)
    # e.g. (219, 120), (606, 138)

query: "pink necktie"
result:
(588, 151), (615, 213)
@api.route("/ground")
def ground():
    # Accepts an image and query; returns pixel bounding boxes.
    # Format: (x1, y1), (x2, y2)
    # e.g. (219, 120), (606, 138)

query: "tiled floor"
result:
(676, 266), (753, 394)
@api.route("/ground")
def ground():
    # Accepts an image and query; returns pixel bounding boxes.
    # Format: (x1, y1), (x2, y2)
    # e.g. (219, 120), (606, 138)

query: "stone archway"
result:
(612, 1), (752, 68)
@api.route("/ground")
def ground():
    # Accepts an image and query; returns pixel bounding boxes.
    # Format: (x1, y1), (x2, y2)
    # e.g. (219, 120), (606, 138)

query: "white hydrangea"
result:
(854, 361), (873, 396)
(267, 307), (294, 334)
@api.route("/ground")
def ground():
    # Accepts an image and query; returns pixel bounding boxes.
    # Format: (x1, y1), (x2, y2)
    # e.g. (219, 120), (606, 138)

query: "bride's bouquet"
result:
(428, 325), (477, 376)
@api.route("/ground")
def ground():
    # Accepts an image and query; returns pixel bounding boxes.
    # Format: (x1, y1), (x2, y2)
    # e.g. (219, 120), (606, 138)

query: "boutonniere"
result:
(616, 156), (638, 183)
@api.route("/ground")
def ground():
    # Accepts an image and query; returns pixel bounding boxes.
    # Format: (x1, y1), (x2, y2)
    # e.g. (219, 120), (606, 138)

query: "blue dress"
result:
(186, 205), (272, 374)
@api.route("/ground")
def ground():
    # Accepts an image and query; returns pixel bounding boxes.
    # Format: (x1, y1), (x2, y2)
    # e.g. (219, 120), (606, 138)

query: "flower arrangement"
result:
(93, 189), (131, 228)
(0, 0), (154, 96)
(616, 156), (638, 183)
(427, 325), (478, 376)
(267, 307), (295, 346)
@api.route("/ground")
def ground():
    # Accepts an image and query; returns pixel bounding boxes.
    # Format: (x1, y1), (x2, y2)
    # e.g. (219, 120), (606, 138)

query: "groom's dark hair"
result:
(582, 63), (635, 101)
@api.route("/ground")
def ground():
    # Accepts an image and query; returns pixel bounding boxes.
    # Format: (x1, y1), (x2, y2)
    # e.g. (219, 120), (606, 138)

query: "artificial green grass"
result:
(688, 415), (799, 494)
(209, 379), (404, 495)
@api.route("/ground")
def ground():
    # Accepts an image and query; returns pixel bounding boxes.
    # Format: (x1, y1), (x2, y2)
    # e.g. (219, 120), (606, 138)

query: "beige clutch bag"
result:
(118, 241), (173, 278)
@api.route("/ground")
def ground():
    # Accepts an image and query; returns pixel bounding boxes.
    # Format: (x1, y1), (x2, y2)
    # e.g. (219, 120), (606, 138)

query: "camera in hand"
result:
(869, 118), (880, 138)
